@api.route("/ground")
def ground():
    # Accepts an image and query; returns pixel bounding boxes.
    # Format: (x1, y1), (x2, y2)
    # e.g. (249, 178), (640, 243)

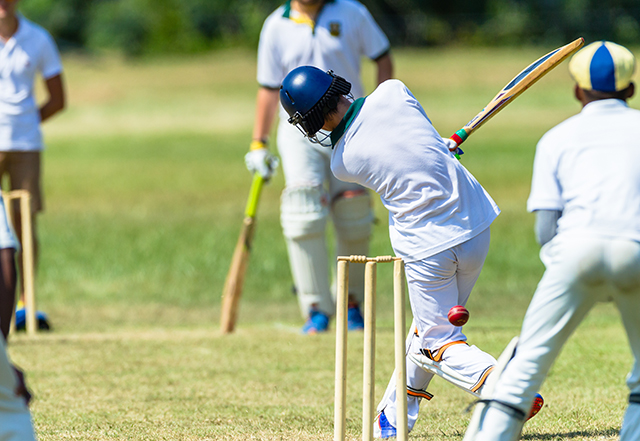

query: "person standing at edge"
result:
(244, 0), (393, 334)
(0, 0), (65, 329)
(467, 41), (640, 441)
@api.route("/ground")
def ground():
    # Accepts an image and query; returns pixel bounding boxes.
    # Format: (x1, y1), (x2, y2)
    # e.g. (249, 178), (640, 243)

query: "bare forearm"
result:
(39, 74), (65, 123)
(39, 100), (64, 123)
(375, 53), (393, 86)
(252, 87), (280, 142)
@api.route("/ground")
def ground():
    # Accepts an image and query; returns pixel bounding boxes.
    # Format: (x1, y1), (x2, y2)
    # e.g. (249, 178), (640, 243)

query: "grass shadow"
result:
(523, 427), (619, 439)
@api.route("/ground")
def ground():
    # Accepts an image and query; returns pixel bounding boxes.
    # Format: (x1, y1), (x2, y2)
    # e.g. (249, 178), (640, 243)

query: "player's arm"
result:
(252, 86), (279, 143)
(374, 52), (393, 86)
(245, 86), (280, 180)
(533, 209), (562, 246)
(39, 74), (65, 123)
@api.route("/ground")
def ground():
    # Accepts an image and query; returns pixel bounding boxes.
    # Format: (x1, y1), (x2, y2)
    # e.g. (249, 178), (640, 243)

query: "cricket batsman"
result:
(466, 41), (640, 441)
(245, 0), (392, 334)
(279, 66), (504, 437)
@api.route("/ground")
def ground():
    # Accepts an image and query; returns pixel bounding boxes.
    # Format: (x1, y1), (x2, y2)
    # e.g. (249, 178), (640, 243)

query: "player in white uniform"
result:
(1, 0), (64, 329)
(244, 0), (392, 333)
(278, 66), (507, 437)
(466, 41), (640, 441)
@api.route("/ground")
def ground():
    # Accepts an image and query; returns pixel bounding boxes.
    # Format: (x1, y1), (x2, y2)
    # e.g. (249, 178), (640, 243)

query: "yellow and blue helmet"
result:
(569, 41), (636, 92)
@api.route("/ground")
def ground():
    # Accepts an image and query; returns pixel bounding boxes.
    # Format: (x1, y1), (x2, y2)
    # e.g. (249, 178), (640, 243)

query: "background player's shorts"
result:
(0, 152), (43, 214)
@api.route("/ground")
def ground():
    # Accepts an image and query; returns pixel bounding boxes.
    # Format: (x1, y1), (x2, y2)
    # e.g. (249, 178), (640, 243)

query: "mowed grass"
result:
(7, 46), (639, 440)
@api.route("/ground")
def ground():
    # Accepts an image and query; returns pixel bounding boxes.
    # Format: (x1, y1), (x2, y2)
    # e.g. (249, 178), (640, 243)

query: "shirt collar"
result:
(330, 97), (365, 148)
(282, 0), (335, 18)
(581, 99), (629, 115)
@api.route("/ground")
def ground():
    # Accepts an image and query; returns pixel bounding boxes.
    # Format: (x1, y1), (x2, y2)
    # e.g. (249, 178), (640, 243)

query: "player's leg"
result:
(472, 235), (603, 441)
(0, 338), (36, 441)
(0, 196), (18, 339)
(609, 238), (640, 441)
(375, 233), (495, 437)
(329, 172), (373, 330)
(375, 322), (435, 438)
(619, 299), (640, 441)
(277, 121), (333, 331)
(408, 230), (497, 393)
(7, 152), (42, 305)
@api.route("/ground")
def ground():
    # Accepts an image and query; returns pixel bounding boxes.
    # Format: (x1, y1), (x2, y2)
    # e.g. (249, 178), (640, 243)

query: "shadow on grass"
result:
(523, 427), (619, 439)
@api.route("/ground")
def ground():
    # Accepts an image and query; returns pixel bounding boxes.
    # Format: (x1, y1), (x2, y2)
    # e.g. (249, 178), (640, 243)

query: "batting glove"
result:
(245, 141), (279, 181)
(442, 137), (464, 157)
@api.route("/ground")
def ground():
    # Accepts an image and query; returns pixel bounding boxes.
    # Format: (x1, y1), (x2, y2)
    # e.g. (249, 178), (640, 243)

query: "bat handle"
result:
(245, 173), (264, 218)
(449, 129), (469, 149)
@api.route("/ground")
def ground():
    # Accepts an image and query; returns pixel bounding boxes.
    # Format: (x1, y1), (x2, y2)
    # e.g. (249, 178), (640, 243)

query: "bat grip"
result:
(245, 173), (264, 218)
(450, 129), (469, 149)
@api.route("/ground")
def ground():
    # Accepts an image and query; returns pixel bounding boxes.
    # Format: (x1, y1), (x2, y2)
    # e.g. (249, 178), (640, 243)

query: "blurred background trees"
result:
(18, 0), (640, 56)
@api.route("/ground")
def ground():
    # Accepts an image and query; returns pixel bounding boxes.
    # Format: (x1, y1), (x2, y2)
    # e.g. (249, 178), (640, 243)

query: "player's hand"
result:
(244, 143), (279, 181)
(12, 364), (32, 406)
(443, 138), (458, 151)
(443, 137), (464, 157)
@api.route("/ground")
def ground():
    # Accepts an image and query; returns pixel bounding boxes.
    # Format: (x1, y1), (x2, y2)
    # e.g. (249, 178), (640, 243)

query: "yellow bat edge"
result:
(450, 37), (584, 147)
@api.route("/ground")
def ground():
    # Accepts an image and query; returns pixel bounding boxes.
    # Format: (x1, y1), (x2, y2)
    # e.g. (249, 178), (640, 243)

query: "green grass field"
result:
(8, 46), (639, 440)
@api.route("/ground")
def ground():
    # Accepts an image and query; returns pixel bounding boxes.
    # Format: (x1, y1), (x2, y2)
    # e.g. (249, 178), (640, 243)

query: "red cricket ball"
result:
(448, 305), (469, 326)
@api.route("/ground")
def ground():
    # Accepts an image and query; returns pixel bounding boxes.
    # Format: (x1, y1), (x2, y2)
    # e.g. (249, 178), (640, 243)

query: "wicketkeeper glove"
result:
(244, 140), (279, 181)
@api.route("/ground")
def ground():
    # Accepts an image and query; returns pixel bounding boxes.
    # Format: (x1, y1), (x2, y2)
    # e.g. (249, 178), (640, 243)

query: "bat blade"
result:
(220, 216), (256, 333)
(220, 174), (264, 334)
(450, 37), (584, 148)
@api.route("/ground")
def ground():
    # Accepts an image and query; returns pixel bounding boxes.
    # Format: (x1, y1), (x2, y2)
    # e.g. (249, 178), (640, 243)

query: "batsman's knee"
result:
(281, 185), (329, 239)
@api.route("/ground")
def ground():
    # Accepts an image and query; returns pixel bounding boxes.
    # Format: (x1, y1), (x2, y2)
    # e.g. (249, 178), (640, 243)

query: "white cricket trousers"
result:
(475, 233), (640, 441)
(378, 228), (496, 431)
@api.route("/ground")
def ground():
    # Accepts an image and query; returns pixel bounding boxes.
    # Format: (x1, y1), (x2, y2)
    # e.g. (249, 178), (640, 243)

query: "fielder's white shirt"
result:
(331, 80), (500, 262)
(0, 15), (62, 151)
(257, 0), (389, 120)
(528, 99), (640, 241)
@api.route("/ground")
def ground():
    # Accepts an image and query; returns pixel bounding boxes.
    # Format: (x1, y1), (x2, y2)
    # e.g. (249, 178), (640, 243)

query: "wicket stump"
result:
(3, 190), (37, 336)
(335, 255), (408, 441)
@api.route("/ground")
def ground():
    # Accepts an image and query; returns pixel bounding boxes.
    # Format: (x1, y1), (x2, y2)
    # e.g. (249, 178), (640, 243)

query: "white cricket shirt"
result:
(257, 0), (389, 120)
(528, 99), (640, 241)
(0, 15), (62, 151)
(331, 80), (500, 262)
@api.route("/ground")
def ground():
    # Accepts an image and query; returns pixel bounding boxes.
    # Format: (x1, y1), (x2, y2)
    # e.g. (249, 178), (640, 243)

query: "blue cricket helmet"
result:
(280, 66), (351, 140)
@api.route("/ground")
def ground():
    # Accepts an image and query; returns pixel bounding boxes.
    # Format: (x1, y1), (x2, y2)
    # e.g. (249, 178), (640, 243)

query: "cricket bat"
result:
(220, 173), (264, 334)
(448, 37), (584, 150)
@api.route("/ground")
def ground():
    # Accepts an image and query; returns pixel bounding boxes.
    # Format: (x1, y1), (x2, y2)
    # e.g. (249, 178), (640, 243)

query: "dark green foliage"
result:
(17, 0), (640, 55)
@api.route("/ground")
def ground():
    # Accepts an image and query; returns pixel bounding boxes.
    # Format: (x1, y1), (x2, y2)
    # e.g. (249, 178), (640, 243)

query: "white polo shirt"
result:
(257, 0), (389, 121)
(331, 80), (500, 262)
(0, 15), (62, 151)
(528, 99), (640, 241)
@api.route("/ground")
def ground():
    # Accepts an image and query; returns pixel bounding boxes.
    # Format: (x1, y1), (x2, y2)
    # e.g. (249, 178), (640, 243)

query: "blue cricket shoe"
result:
(14, 307), (51, 331)
(373, 410), (397, 439)
(347, 303), (365, 331)
(301, 310), (329, 335)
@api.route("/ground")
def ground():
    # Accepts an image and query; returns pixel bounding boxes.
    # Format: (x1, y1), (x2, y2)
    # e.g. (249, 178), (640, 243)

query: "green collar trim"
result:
(331, 97), (365, 148)
(282, 0), (336, 18)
